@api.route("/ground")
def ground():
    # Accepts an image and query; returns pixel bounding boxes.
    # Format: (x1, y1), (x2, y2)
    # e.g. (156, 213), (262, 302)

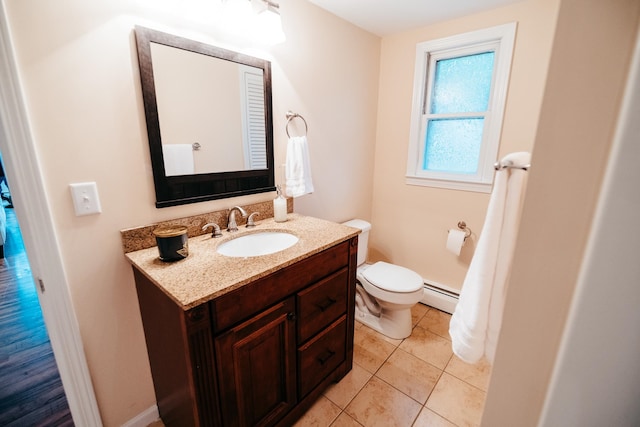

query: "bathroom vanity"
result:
(125, 215), (358, 427)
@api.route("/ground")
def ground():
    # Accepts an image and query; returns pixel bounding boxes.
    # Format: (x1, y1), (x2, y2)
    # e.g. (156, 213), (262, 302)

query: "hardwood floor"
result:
(0, 207), (73, 426)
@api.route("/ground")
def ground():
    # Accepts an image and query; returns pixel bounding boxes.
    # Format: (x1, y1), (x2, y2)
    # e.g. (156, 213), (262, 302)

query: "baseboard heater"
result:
(420, 281), (459, 315)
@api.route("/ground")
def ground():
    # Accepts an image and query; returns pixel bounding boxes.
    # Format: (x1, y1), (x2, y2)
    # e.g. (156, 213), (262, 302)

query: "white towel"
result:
(449, 152), (531, 364)
(162, 144), (194, 176)
(285, 136), (314, 197)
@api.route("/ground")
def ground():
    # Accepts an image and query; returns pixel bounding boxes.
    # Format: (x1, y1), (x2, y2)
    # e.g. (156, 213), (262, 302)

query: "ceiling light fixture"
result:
(219, 0), (285, 45)
(254, 0), (286, 45)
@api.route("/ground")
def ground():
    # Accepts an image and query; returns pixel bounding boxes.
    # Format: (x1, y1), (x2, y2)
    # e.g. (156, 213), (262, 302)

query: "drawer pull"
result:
(317, 349), (336, 365)
(287, 312), (297, 321)
(316, 297), (337, 312)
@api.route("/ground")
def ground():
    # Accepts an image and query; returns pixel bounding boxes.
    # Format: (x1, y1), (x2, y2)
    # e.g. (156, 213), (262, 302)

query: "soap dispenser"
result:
(273, 185), (287, 222)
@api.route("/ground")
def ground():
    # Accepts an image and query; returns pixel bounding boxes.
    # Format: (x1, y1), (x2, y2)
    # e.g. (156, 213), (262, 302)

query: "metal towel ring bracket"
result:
(285, 111), (308, 138)
(457, 221), (472, 240)
(494, 160), (531, 171)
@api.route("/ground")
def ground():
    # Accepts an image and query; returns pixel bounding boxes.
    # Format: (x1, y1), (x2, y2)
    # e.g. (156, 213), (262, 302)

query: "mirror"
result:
(135, 26), (275, 208)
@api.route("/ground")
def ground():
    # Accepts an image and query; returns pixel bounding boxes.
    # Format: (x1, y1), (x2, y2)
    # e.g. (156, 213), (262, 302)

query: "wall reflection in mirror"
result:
(135, 26), (274, 208)
(151, 42), (266, 175)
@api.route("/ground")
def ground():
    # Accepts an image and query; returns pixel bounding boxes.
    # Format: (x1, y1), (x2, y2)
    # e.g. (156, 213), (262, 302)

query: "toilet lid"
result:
(361, 261), (423, 293)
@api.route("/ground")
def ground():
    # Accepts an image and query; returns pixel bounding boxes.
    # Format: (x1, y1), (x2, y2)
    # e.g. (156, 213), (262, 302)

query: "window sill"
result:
(405, 176), (492, 193)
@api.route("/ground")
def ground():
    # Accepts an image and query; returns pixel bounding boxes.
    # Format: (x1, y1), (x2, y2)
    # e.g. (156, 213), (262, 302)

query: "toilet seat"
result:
(361, 261), (423, 293)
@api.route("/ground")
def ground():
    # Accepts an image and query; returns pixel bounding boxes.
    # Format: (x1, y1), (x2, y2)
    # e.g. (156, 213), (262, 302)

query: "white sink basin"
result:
(217, 232), (299, 257)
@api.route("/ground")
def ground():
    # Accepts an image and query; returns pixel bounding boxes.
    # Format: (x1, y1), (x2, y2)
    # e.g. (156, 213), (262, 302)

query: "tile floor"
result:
(147, 304), (491, 427)
(294, 304), (492, 427)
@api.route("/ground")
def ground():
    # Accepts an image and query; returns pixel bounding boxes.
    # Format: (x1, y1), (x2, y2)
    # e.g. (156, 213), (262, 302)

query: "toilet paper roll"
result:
(447, 229), (466, 256)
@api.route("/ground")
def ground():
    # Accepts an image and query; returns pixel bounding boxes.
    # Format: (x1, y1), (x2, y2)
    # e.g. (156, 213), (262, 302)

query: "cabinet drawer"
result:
(297, 268), (348, 343)
(298, 316), (347, 398)
(212, 241), (349, 333)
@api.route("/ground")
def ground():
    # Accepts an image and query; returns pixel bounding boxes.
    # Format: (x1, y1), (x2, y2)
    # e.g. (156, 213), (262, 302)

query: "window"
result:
(406, 23), (516, 192)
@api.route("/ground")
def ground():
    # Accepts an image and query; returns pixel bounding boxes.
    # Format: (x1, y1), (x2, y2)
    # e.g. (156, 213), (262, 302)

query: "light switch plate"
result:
(70, 182), (102, 216)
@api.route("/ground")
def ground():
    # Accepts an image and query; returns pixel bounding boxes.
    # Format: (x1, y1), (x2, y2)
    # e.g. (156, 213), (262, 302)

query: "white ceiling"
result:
(307, 0), (523, 36)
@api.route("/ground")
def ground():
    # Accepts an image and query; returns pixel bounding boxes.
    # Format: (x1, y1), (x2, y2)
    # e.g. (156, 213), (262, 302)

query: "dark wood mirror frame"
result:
(134, 26), (275, 208)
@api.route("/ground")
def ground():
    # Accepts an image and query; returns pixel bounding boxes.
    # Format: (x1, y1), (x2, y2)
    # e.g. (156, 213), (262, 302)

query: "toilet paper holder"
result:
(456, 221), (472, 240)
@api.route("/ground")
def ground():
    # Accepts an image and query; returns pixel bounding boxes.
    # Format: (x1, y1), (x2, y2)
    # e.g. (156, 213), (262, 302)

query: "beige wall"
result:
(3, 0), (379, 425)
(483, 0), (640, 424)
(7, 0), (632, 424)
(275, 2), (379, 222)
(370, 0), (560, 290)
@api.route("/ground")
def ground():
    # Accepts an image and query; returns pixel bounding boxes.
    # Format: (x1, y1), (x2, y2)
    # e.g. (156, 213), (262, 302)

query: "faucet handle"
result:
(246, 212), (259, 228)
(202, 222), (222, 238)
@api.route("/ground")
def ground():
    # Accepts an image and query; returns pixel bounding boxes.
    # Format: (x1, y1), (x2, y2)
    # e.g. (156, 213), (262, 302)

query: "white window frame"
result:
(406, 23), (517, 193)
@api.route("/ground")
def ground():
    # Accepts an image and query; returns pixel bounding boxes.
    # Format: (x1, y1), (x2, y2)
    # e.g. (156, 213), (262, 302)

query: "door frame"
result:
(0, 2), (102, 425)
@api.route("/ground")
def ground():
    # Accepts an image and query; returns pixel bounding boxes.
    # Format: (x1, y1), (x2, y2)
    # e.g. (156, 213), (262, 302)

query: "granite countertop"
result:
(125, 214), (360, 310)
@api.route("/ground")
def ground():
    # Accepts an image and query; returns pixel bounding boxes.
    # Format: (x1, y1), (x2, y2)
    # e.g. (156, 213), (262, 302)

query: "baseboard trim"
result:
(121, 405), (159, 427)
(420, 279), (459, 314)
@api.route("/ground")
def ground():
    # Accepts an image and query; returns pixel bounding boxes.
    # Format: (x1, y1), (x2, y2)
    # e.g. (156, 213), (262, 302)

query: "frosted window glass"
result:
(423, 119), (484, 174)
(430, 52), (495, 114)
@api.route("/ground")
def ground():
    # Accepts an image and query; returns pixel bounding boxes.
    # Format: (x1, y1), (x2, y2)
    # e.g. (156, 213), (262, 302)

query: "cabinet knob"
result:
(287, 312), (296, 321)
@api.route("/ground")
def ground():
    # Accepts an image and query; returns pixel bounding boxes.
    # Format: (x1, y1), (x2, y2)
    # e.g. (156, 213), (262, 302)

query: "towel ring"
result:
(285, 111), (308, 138)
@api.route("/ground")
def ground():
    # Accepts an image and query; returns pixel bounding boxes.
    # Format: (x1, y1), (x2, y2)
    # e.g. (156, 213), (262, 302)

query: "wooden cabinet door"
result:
(215, 297), (297, 427)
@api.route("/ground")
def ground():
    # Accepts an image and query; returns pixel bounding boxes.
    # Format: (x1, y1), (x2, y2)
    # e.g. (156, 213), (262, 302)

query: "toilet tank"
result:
(342, 219), (371, 266)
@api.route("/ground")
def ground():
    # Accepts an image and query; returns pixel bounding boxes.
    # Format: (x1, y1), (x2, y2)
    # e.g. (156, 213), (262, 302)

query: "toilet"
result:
(343, 219), (424, 339)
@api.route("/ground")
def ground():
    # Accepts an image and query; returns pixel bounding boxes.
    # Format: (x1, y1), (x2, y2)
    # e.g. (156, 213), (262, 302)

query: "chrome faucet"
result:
(227, 206), (248, 232)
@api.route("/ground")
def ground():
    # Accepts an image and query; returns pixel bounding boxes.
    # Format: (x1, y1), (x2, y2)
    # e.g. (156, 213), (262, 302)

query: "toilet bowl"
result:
(343, 219), (424, 339)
